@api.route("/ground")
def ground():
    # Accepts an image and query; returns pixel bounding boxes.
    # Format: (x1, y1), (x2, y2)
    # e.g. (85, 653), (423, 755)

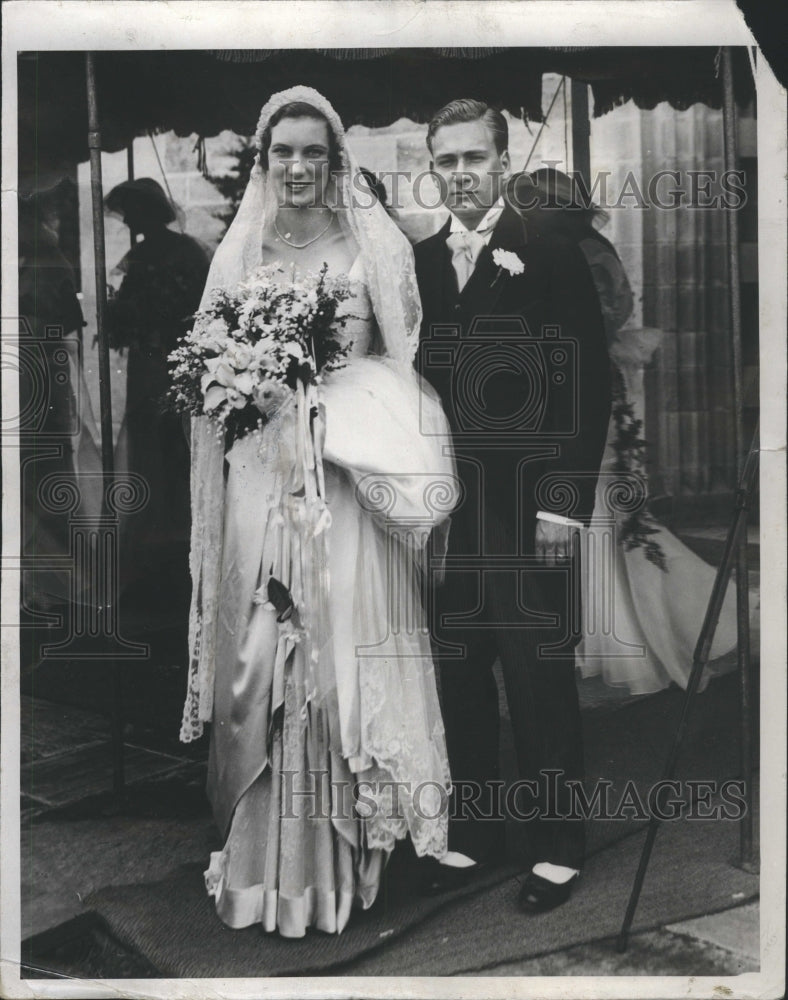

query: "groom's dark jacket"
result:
(415, 204), (611, 646)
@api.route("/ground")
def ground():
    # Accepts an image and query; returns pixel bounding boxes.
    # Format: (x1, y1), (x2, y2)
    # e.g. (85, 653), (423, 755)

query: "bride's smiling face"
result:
(268, 116), (332, 208)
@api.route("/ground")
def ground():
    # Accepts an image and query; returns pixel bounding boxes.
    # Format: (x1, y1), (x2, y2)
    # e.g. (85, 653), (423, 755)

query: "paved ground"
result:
(471, 904), (760, 975)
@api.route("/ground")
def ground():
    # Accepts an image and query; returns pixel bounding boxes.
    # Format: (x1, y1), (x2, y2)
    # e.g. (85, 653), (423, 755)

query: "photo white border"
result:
(2, 2), (785, 998)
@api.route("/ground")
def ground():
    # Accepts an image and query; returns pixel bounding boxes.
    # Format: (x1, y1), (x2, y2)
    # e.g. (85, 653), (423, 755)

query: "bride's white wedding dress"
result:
(202, 259), (453, 937)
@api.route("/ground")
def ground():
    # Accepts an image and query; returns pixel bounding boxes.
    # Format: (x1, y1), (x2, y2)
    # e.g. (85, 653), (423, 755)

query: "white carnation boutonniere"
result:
(491, 248), (525, 287)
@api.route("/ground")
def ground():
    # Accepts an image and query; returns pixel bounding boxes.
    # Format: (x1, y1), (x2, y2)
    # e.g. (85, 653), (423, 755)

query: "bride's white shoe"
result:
(438, 850), (478, 869)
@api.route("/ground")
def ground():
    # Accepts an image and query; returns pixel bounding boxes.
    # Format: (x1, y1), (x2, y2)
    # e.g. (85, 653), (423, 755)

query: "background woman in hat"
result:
(517, 168), (738, 696)
(104, 178), (210, 634)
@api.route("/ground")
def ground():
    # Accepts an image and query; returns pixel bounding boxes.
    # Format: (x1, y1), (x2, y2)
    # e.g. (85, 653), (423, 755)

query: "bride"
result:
(179, 87), (461, 938)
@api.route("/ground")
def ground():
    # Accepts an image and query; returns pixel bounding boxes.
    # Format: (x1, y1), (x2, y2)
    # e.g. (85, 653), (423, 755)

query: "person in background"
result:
(104, 178), (210, 628)
(18, 194), (86, 619)
(520, 168), (634, 340)
(523, 167), (739, 696)
(358, 167), (390, 210)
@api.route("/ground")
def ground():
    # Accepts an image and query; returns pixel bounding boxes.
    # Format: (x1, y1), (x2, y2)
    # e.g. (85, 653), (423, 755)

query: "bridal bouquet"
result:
(167, 263), (352, 443)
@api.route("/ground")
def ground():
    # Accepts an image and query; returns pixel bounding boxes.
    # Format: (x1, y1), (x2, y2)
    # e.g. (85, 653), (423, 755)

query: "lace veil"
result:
(181, 86), (424, 741)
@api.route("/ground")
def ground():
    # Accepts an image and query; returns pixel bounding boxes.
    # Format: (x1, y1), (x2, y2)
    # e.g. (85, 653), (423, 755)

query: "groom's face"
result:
(430, 119), (510, 228)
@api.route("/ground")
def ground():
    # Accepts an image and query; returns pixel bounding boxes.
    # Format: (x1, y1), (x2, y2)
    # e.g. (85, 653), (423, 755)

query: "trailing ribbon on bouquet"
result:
(251, 379), (339, 771)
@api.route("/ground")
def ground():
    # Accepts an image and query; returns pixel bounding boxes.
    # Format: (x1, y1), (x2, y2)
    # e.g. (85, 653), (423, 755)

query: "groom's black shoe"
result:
(517, 871), (579, 914)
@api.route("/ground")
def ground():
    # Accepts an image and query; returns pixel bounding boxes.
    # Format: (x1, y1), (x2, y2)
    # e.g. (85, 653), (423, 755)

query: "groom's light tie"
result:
(446, 229), (487, 293)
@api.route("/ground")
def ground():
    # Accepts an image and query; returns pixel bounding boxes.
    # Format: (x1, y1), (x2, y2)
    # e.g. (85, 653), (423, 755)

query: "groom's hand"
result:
(535, 520), (575, 565)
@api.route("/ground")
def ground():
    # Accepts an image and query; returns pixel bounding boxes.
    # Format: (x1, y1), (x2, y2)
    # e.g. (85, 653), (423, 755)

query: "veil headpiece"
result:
(180, 87), (423, 741)
(254, 85), (347, 162)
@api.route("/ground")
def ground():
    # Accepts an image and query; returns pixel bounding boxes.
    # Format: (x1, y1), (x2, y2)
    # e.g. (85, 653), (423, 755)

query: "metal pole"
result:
(126, 143), (136, 251)
(522, 77), (566, 173)
(85, 52), (125, 797)
(570, 79), (591, 192)
(617, 429), (759, 951)
(722, 45), (755, 872)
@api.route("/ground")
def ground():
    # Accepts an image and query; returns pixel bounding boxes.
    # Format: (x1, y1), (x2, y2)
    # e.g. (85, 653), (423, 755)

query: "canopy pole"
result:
(570, 79), (591, 190)
(617, 428), (760, 952)
(126, 143), (136, 250)
(85, 52), (125, 797)
(721, 46), (756, 873)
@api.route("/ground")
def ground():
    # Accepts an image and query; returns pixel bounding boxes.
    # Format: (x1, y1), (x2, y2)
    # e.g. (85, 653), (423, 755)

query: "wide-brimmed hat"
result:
(529, 168), (585, 208)
(507, 168), (609, 227)
(104, 177), (176, 225)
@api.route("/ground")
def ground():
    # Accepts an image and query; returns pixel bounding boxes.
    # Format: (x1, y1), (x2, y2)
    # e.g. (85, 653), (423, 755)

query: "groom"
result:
(414, 99), (611, 912)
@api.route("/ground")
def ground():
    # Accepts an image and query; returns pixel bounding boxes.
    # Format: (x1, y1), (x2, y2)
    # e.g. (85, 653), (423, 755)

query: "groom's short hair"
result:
(426, 100), (509, 156)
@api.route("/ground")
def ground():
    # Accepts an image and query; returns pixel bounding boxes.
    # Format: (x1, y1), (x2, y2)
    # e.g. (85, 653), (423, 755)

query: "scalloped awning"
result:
(18, 47), (754, 184)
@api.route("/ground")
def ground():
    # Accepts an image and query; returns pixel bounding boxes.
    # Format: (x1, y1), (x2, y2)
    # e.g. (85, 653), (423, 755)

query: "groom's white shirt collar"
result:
(448, 196), (505, 243)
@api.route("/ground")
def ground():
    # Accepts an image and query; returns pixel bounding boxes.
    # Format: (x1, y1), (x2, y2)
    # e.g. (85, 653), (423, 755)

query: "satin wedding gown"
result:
(203, 258), (452, 937)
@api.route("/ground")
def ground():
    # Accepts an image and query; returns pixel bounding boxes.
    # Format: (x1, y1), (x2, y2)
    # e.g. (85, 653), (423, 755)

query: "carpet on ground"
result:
(25, 673), (758, 978)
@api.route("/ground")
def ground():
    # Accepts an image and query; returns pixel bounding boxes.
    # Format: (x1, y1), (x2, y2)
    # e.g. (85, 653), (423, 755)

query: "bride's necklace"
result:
(273, 213), (334, 249)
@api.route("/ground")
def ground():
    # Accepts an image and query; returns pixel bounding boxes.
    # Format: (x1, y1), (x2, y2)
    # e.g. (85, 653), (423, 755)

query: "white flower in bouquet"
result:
(198, 318), (230, 353)
(251, 337), (281, 371)
(225, 342), (253, 371)
(298, 296), (317, 318)
(210, 359), (237, 388)
(205, 316), (230, 339)
(238, 298), (263, 331)
(253, 317), (275, 335)
(241, 264), (282, 296)
(226, 387), (247, 409)
(253, 378), (290, 417)
(233, 370), (255, 397)
(204, 384), (229, 413)
(285, 341), (306, 361)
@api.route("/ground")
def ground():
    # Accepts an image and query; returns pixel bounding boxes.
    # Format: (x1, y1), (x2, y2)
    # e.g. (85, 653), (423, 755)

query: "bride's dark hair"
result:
(257, 101), (343, 172)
